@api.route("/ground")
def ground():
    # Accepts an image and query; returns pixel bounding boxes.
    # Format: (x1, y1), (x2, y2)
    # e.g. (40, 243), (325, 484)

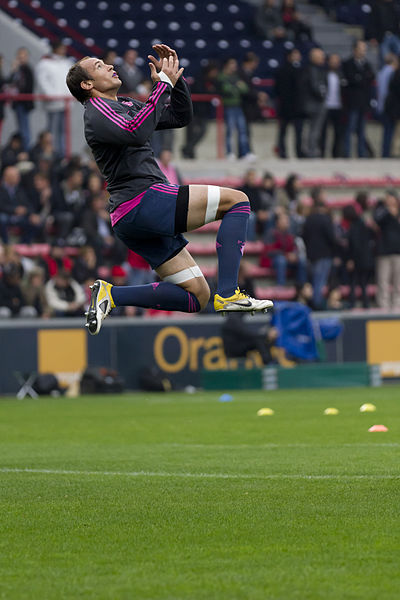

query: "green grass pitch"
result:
(1, 387), (400, 600)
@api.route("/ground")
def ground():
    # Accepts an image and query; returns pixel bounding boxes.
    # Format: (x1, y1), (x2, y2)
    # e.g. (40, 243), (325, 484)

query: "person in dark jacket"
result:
(342, 41), (375, 158)
(239, 52), (267, 156)
(221, 312), (278, 365)
(181, 62), (219, 159)
(344, 204), (375, 308)
(382, 60), (400, 157)
(0, 165), (40, 243)
(303, 47), (327, 157)
(9, 47), (34, 152)
(366, 0), (400, 64)
(275, 48), (306, 158)
(302, 199), (336, 309)
(374, 190), (400, 309)
(0, 263), (26, 317)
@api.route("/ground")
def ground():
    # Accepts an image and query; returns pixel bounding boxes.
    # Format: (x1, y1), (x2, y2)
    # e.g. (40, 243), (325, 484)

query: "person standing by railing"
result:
(36, 41), (73, 157)
(9, 48), (34, 152)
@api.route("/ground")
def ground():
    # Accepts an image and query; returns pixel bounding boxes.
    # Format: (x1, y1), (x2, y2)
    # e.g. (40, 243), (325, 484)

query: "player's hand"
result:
(149, 56), (184, 86)
(148, 44), (179, 72)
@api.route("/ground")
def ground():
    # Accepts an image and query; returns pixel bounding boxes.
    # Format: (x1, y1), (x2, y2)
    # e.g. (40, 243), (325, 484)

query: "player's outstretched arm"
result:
(148, 45), (193, 130)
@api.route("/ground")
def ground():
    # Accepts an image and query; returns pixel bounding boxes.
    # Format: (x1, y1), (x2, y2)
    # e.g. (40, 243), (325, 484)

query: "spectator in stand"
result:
(281, 0), (313, 42)
(263, 211), (307, 286)
(382, 55), (400, 157)
(30, 130), (58, 166)
(45, 269), (86, 317)
(2, 243), (28, 277)
(117, 49), (144, 95)
(9, 48), (34, 152)
(81, 193), (126, 264)
(344, 204), (375, 309)
(217, 58), (253, 160)
(303, 48), (327, 158)
(21, 267), (51, 318)
(295, 281), (315, 309)
(275, 48), (306, 159)
(302, 198), (336, 310)
(101, 50), (120, 69)
(41, 239), (73, 279)
(24, 171), (53, 240)
(342, 41), (375, 158)
(255, 0), (286, 41)
(310, 185), (327, 207)
(239, 52), (267, 157)
(59, 166), (86, 227)
(281, 173), (302, 212)
(0, 165), (40, 243)
(85, 171), (104, 203)
(374, 190), (400, 309)
(156, 149), (183, 185)
(72, 245), (98, 286)
(0, 262), (28, 317)
(36, 41), (73, 156)
(1, 133), (26, 168)
(326, 286), (345, 311)
(258, 171), (279, 237)
(321, 54), (344, 158)
(366, 0), (400, 65)
(181, 62), (219, 159)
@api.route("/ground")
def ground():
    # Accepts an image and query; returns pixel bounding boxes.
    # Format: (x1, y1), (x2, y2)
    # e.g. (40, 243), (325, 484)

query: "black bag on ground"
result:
(33, 373), (66, 396)
(138, 366), (172, 392)
(80, 367), (125, 394)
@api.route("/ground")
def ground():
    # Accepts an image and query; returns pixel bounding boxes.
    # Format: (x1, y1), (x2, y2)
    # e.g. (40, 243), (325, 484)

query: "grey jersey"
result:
(83, 77), (193, 212)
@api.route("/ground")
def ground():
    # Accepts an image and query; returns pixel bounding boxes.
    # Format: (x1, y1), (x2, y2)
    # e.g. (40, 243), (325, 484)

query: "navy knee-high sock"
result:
(111, 281), (200, 313)
(216, 201), (250, 296)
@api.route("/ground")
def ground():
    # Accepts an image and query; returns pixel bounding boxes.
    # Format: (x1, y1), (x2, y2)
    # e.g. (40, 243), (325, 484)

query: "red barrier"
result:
(0, 92), (225, 159)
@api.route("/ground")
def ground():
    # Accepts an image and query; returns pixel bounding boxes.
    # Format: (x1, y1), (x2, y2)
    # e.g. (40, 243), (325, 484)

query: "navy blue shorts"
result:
(112, 183), (189, 270)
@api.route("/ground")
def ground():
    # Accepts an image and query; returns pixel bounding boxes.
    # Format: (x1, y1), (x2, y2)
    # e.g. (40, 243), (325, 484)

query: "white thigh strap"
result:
(204, 185), (220, 224)
(163, 265), (203, 284)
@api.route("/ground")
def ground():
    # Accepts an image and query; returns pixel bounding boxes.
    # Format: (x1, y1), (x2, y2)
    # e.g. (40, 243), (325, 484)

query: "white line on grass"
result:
(157, 443), (400, 449)
(1, 467), (399, 481)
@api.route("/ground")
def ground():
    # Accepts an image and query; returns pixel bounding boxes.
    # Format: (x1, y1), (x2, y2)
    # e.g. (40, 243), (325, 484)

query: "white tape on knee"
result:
(205, 185), (220, 224)
(163, 265), (203, 284)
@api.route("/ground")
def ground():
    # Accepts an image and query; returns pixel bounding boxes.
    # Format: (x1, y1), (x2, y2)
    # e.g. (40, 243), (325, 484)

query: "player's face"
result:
(80, 57), (121, 93)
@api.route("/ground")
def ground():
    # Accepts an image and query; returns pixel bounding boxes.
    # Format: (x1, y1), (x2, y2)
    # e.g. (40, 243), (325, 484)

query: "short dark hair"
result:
(66, 58), (92, 104)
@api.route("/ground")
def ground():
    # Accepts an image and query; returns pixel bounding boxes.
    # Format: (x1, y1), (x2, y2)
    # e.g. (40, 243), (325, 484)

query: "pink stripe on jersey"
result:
(91, 98), (129, 130)
(110, 190), (147, 226)
(91, 82), (167, 132)
(97, 82), (166, 129)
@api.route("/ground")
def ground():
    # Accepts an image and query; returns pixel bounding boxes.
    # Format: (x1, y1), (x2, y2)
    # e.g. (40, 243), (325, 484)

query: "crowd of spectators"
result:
(1, 131), (400, 317)
(0, 130), (160, 319)
(240, 169), (400, 311)
(2, 3), (400, 161)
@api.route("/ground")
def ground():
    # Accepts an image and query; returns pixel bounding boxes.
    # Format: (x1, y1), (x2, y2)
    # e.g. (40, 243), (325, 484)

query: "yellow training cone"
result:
(324, 407), (339, 415)
(360, 403), (376, 413)
(257, 408), (274, 416)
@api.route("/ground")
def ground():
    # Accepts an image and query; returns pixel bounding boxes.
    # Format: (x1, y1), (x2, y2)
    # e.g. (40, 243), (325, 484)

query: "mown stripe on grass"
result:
(1, 467), (400, 481)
